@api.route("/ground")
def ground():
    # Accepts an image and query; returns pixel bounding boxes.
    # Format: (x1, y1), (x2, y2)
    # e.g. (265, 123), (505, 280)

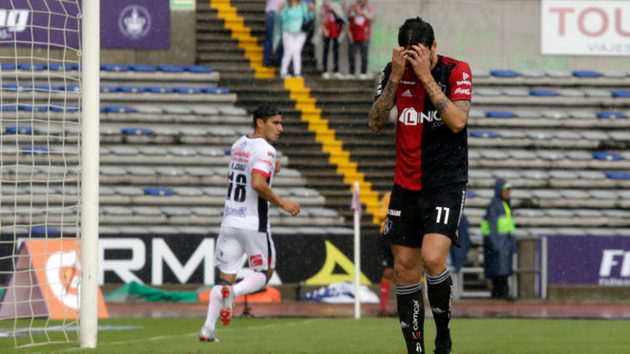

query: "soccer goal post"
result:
(0, 0), (100, 348)
(80, 0), (100, 348)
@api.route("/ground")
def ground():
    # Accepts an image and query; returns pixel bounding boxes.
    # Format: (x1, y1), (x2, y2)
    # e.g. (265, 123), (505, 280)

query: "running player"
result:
(199, 105), (301, 342)
(368, 18), (472, 354)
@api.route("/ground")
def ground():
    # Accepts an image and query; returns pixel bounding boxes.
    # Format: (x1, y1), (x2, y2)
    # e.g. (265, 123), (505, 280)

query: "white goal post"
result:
(0, 0), (100, 349)
(80, 0), (100, 348)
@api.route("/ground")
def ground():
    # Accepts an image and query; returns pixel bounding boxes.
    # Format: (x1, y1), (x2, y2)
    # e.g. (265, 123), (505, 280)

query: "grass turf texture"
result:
(1, 317), (629, 353)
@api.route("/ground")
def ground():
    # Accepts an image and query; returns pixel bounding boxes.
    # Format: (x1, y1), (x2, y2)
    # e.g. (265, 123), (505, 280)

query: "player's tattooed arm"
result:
(423, 79), (469, 134)
(368, 80), (397, 132)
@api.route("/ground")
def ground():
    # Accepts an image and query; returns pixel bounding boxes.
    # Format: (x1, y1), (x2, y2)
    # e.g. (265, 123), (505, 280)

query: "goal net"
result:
(0, 0), (98, 348)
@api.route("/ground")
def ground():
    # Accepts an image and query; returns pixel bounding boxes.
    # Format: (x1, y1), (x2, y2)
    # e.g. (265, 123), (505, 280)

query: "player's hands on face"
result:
(407, 44), (432, 82)
(390, 46), (407, 82)
(282, 199), (301, 217)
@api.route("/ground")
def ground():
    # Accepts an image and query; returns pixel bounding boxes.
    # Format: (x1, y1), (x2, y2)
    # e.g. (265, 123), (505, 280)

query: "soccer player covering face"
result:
(368, 18), (472, 354)
(199, 105), (301, 342)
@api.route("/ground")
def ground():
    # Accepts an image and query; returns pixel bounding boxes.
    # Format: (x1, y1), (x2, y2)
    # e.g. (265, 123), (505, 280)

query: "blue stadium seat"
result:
(65, 85), (80, 92)
(596, 111), (626, 119)
(31, 226), (61, 235)
(611, 90), (630, 98)
(117, 85), (147, 93)
(143, 187), (175, 196)
(146, 86), (174, 93)
(100, 85), (116, 92)
(469, 131), (499, 138)
(5, 126), (33, 134)
(121, 127), (153, 135)
(17, 63), (45, 71)
(1, 63), (16, 70)
(103, 105), (135, 113)
(592, 152), (622, 161)
(129, 64), (157, 72)
(66, 63), (81, 71)
(18, 105), (48, 112)
(490, 70), (520, 77)
(529, 89), (558, 97)
(202, 86), (229, 94)
(157, 64), (185, 72)
(606, 171), (630, 180)
(20, 146), (50, 155)
(485, 110), (515, 118)
(1, 105), (18, 111)
(572, 70), (601, 78)
(34, 84), (64, 91)
(184, 65), (213, 73)
(2, 83), (32, 91)
(173, 86), (202, 94)
(45, 63), (65, 71)
(101, 64), (129, 72)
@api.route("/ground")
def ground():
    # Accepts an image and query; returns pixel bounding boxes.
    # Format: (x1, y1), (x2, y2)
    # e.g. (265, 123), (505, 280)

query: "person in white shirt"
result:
(199, 105), (301, 342)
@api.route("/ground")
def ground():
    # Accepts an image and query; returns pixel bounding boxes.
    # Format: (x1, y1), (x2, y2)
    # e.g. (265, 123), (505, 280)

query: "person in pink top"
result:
(320, 0), (347, 79)
(346, 0), (374, 79)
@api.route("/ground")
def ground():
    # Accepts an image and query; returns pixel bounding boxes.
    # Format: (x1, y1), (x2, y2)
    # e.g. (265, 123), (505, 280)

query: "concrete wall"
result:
(318, 0), (630, 74)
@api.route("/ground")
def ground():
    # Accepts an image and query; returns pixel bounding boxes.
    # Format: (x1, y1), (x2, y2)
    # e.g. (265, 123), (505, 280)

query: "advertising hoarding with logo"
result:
(547, 235), (630, 286)
(541, 0), (630, 56)
(101, 0), (170, 49)
(0, 0), (170, 50)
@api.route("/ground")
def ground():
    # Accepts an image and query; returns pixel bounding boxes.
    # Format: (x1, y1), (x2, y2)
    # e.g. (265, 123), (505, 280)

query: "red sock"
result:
(379, 277), (392, 312)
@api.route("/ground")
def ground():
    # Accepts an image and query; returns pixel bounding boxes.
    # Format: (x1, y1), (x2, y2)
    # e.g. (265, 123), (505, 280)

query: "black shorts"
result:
(383, 183), (467, 248)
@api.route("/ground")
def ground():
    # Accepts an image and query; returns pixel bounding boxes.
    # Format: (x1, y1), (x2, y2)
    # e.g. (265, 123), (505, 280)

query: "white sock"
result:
(203, 285), (223, 329)
(233, 272), (267, 297)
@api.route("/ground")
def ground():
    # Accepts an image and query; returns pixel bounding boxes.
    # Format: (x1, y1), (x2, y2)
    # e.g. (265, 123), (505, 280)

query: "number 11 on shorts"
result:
(435, 206), (450, 224)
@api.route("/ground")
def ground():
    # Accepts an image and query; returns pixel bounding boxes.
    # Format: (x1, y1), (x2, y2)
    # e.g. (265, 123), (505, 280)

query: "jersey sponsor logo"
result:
(463, 72), (469, 80)
(0, 9), (29, 39)
(231, 162), (246, 171)
(454, 87), (471, 95)
(249, 254), (264, 267)
(456, 80), (471, 86)
(399, 107), (442, 126)
(225, 206), (247, 218)
(387, 209), (401, 217)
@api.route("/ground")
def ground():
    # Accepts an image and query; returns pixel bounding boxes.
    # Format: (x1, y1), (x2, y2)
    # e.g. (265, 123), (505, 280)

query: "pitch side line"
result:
(57, 319), (319, 352)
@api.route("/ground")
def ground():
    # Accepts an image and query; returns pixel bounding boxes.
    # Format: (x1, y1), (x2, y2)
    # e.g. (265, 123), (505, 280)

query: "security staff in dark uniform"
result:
(368, 17), (472, 354)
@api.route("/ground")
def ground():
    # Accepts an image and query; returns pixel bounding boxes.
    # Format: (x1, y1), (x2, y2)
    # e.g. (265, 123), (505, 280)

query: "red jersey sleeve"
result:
(448, 62), (472, 101)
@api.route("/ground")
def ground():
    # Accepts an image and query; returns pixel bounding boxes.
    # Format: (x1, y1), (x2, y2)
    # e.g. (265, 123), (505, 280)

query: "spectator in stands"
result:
(263, 0), (284, 67)
(368, 17), (472, 354)
(481, 179), (517, 300)
(450, 213), (471, 274)
(449, 213), (470, 299)
(346, 0), (374, 79)
(199, 105), (301, 343)
(320, 0), (347, 79)
(279, 0), (315, 78)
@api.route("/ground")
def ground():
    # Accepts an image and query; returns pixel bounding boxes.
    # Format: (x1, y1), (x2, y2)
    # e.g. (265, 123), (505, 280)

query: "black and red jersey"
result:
(375, 55), (472, 191)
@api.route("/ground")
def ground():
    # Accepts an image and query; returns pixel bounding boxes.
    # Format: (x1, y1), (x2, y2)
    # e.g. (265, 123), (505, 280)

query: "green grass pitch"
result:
(1, 317), (629, 353)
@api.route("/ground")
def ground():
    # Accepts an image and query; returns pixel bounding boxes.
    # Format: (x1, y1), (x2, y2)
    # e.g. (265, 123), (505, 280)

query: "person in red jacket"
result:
(320, 0), (347, 79)
(346, 0), (374, 79)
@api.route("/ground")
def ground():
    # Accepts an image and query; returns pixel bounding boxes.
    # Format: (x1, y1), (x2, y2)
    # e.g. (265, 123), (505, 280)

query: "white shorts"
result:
(214, 226), (276, 274)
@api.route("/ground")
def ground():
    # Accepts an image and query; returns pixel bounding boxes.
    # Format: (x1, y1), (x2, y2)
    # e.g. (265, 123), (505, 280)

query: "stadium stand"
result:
(0, 59), (348, 235)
